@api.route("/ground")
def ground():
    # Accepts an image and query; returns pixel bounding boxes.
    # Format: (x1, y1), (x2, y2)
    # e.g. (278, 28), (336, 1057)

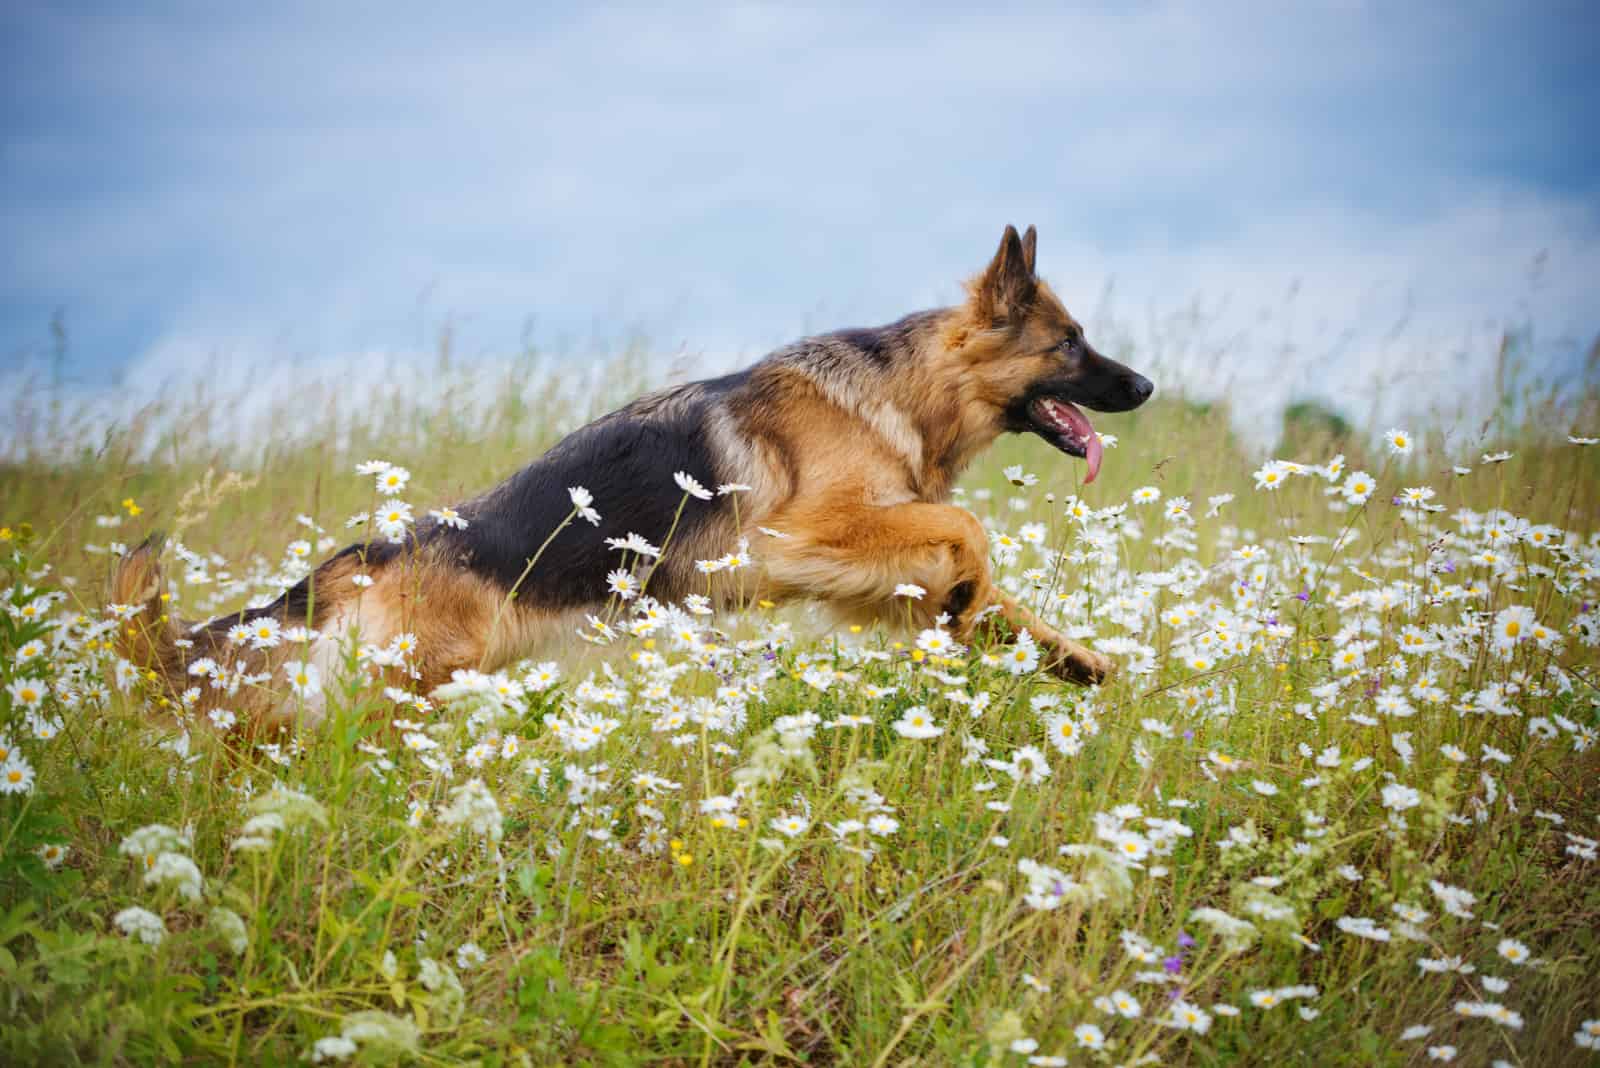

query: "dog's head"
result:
(950, 225), (1153, 483)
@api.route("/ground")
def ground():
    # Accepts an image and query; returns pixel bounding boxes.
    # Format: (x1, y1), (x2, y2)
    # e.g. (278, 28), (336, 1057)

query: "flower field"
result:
(1, 363), (1597, 1066)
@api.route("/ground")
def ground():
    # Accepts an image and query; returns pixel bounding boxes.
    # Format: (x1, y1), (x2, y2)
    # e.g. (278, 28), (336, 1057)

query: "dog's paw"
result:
(1048, 644), (1114, 686)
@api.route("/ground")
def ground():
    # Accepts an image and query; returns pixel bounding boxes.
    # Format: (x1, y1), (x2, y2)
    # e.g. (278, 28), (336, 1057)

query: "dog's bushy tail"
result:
(111, 532), (187, 695)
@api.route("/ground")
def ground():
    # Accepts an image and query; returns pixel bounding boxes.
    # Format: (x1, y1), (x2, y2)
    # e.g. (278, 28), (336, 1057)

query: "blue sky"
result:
(3, 2), (1597, 432)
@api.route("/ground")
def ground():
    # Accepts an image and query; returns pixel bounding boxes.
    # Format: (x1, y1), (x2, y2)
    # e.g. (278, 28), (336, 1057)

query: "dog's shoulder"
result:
(736, 311), (948, 497)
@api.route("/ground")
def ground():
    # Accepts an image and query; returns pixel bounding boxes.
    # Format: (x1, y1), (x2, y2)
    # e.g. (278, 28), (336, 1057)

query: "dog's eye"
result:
(1059, 335), (1081, 354)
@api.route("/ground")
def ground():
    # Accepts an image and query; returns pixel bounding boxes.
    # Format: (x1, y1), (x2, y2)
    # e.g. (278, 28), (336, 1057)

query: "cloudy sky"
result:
(3, 1), (1597, 435)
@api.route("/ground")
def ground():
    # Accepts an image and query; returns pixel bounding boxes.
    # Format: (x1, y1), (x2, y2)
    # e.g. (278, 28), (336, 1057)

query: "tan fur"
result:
(109, 537), (183, 683)
(705, 404), (792, 518)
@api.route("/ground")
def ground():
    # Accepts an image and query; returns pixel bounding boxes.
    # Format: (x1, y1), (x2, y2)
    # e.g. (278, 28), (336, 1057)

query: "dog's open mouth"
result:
(1029, 396), (1103, 484)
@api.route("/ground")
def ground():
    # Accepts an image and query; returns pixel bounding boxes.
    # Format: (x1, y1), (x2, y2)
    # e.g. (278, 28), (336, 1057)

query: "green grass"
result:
(1, 354), (1598, 1066)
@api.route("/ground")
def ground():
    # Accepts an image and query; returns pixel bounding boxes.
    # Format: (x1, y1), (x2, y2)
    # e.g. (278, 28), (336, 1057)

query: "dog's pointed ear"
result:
(972, 224), (1038, 325)
(1021, 225), (1037, 274)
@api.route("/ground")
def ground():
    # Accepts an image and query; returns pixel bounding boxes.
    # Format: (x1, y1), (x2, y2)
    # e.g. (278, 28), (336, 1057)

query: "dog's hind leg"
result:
(351, 550), (564, 696)
(761, 500), (1111, 684)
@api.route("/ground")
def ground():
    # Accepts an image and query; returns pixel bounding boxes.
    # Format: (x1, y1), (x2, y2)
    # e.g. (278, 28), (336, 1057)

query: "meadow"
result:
(1, 340), (1598, 1066)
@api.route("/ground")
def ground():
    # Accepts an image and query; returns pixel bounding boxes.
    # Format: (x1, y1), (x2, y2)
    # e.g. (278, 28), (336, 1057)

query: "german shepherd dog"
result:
(113, 226), (1153, 734)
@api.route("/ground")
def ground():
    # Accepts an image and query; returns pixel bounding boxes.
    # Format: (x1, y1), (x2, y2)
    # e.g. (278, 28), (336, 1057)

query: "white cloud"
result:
(1, 1), (1594, 452)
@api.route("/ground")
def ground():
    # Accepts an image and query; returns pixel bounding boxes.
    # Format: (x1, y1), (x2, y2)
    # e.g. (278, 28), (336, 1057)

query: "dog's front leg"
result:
(980, 591), (1113, 685)
(760, 499), (1110, 685)
(761, 500), (997, 636)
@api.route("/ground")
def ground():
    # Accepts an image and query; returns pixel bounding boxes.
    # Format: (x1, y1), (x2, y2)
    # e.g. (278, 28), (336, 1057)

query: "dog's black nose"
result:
(1130, 374), (1154, 404)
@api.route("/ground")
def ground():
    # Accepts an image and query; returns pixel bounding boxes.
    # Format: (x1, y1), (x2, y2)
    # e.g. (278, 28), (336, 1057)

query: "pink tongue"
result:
(1045, 398), (1103, 484)
(1084, 429), (1103, 484)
